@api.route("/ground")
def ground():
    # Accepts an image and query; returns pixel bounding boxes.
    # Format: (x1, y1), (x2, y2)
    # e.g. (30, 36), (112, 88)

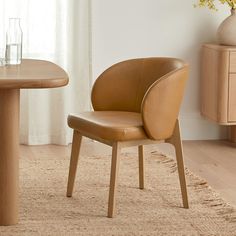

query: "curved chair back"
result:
(92, 58), (185, 112)
(91, 57), (189, 140)
(142, 66), (188, 140)
(67, 58), (190, 216)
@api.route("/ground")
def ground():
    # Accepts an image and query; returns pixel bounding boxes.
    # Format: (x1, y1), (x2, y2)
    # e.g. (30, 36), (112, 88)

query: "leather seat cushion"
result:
(68, 111), (148, 141)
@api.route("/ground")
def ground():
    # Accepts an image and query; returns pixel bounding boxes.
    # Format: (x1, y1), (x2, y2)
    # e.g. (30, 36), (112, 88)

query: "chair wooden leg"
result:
(66, 130), (82, 197)
(108, 142), (121, 218)
(166, 120), (189, 209)
(138, 145), (145, 189)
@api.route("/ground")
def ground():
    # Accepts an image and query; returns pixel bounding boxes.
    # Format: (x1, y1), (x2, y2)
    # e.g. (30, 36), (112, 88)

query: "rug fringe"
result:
(153, 151), (236, 224)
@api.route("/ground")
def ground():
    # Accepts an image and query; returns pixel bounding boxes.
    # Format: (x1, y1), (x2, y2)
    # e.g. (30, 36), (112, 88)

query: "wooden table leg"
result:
(0, 89), (20, 225)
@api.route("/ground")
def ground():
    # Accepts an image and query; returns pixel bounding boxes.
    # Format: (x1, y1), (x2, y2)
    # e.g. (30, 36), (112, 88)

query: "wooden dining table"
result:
(0, 59), (69, 225)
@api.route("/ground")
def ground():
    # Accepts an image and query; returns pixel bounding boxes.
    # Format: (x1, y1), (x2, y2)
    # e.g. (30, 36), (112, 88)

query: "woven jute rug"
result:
(0, 149), (236, 236)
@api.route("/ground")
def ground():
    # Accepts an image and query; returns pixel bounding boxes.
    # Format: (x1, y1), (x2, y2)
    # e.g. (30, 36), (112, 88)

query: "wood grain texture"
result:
(0, 60), (68, 225)
(201, 44), (230, 124)
(182, 140), (236, 208)
(201, 44), (236, 142)
(67, 131), (82, 197)
(0, 89), (20, 225)
(0, 59), (69, 89)
(229, 126), (236, 142)
(203, 43), (236, 52)
(108, 142), (121, 218)
(228, 74), (236, 121)
(166, 120), (189, 208)
(138, 145), (145, 190)
(229, 52), (236, 73)
(217, 51), (230, 124)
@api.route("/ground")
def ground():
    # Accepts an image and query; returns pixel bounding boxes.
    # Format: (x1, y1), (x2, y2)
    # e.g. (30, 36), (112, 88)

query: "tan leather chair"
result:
(67, 57), (189, 217)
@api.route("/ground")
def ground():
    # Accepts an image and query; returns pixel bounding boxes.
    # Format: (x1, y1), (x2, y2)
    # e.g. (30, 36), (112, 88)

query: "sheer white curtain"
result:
(0, 0), (91, 145)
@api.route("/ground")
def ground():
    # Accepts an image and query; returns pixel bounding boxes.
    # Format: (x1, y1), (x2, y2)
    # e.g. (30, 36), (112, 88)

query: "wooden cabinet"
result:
(201, 43), (236, 141)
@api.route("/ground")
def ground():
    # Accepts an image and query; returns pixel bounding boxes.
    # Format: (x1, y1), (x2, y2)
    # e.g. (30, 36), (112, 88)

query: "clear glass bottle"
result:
(5, 18), (23, 65)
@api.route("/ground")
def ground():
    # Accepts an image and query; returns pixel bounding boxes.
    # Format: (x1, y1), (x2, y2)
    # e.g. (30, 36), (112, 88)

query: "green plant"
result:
(194, 0), (236, 10)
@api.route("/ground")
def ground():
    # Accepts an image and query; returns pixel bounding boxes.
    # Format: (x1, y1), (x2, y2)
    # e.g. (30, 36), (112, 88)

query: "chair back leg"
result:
(67, 130), (82, 197)
(138, 145), (145, 189)
(166, 120), (189, 209)
(108, 142), (121, 218)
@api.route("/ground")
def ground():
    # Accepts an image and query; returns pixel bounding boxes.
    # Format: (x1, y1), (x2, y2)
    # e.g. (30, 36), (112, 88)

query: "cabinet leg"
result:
(229, 126), (236, 143)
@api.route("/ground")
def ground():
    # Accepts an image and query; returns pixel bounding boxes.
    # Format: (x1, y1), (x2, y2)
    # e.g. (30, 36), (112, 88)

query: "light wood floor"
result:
(159, 140), (236, 208)
(19, 140), (236, 208)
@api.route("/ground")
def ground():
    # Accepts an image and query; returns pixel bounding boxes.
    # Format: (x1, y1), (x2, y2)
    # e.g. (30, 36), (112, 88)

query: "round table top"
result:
(0, 59), (69, 89)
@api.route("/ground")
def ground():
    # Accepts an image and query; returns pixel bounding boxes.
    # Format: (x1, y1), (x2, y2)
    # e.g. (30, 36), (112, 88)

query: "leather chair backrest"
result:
(141, 65), (188, 140)
(91, 57), (189, 140)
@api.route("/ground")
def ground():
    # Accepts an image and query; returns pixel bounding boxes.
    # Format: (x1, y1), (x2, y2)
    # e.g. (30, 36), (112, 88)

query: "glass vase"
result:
(5, 18), (23, 65)
(217, 9), (236, 46)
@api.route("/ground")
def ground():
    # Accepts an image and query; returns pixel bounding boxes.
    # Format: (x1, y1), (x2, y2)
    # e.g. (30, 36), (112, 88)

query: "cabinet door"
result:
(228, 74), (236, 121)
(230, 52), (236, 73)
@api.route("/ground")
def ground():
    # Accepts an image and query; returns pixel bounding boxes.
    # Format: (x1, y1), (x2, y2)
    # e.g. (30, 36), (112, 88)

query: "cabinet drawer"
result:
(230, 52), (236, 73)
(228, 74), (236, 121)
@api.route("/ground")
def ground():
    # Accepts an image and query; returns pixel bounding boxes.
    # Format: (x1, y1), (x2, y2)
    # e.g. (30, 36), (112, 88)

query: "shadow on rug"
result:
(0, 150), (236, 235)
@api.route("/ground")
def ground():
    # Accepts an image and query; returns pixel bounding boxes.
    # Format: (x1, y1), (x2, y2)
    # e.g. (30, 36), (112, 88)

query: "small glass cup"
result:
(0, 49), (6, 66)
(5, 18), (23, 65)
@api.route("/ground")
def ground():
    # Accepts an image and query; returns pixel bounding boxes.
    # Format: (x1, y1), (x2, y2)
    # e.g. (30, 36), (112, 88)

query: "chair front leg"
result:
(67, 130), (82, 197)
(166, 120), (189, 209)
(108, 142), (121, 218)
(138, 145), (145, 189)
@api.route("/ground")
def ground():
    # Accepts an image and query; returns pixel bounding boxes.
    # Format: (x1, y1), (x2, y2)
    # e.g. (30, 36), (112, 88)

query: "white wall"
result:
(91, 0), (230, 140)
